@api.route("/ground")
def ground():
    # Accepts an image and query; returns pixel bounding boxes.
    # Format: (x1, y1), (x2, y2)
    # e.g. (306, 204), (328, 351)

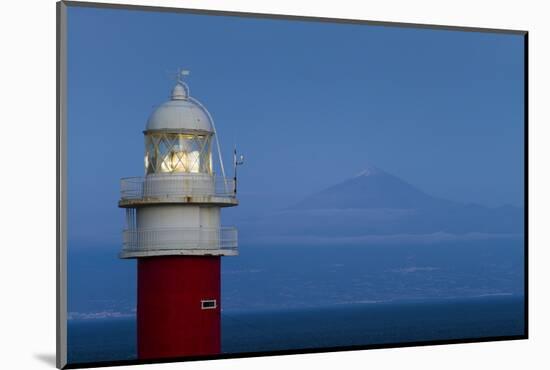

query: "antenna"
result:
(233, 146), (245, 195)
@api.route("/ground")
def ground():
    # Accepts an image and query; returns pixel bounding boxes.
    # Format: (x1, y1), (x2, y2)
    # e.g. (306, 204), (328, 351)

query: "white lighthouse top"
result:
(146, 72), (214, 133)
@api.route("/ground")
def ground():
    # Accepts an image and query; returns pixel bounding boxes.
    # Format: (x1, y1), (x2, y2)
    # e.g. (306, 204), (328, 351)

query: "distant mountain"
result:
(239, 165), (524, 244)
(292, 165), (454, 211)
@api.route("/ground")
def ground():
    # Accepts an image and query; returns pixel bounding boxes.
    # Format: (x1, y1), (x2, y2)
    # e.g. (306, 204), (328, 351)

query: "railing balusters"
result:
(120, 174), (236, 200)
(122, 227), (237, 252)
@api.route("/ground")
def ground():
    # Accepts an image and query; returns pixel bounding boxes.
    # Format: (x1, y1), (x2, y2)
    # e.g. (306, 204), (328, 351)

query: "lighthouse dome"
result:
(146, 83), (214, 133)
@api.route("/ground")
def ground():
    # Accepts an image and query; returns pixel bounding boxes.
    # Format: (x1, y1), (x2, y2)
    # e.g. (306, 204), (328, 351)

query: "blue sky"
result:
(67, 6), (524, 247)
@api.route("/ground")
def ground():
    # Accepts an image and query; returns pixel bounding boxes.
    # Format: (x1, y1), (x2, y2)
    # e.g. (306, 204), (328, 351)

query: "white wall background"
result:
(0, 0), (546, 369)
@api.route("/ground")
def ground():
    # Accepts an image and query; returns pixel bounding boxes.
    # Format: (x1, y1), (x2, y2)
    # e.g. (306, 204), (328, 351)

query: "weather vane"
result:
(167, 67), (190, 84)
(177, 68), (190, 83)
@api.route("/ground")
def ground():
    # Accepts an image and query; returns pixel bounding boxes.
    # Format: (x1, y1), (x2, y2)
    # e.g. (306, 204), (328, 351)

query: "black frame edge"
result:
(523, 32), (529, 339)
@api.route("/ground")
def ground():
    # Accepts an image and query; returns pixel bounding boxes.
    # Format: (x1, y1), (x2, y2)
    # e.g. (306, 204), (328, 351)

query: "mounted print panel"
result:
(57, 1), (527, 368)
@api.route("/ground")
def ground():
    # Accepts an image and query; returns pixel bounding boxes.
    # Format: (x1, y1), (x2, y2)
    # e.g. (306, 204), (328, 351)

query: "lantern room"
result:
(144, 82), (214, 175)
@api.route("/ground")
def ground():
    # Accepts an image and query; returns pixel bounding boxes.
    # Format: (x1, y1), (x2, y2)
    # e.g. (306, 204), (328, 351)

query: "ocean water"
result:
(67, 295), (525, 365)
(69, 240), (525, 315)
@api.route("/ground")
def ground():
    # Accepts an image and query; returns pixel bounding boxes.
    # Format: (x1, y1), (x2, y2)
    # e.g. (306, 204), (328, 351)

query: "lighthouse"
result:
(118, 70), (239, 360)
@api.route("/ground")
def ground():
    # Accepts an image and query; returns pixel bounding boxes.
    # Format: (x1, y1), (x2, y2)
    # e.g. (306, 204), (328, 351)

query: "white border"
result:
(2, 0), (547, 369)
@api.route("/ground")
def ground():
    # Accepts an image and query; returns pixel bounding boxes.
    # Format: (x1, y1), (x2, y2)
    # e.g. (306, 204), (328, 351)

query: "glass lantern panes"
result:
(144, 132), (213, 174)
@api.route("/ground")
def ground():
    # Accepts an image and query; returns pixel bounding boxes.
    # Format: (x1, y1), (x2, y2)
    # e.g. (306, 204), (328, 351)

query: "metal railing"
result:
(122, 226), (238, 251)
(120, 173), (235, 200)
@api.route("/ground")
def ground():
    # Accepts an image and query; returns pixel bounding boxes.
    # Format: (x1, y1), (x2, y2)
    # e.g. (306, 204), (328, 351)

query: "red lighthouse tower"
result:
(118, 70), (239, 359)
